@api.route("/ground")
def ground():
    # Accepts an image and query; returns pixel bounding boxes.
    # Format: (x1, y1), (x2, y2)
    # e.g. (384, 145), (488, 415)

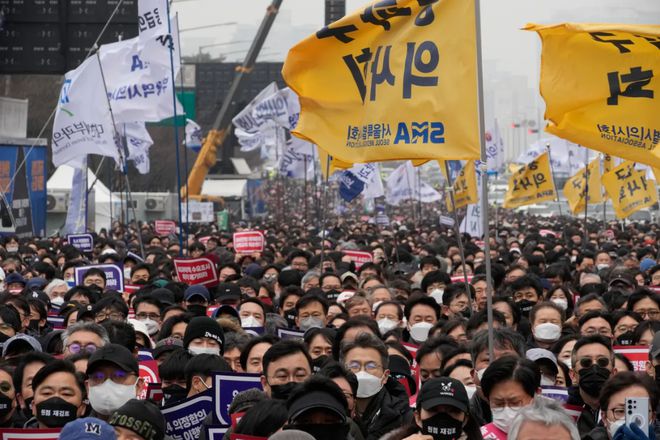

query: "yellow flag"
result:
(563, 157), (604, 214)
(446, 161), (477, 211)
(283, 0), (480, 164)
(602, 160), (657, 218)
(318, 147), (353, 179)
(503, 152), (556, 208)
(525, 23), (660, 168)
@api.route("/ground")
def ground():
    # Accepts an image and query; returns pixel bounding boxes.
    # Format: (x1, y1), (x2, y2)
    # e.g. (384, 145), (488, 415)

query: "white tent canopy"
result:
(48, 165), (113, 231)
(201, 179), (247, 198)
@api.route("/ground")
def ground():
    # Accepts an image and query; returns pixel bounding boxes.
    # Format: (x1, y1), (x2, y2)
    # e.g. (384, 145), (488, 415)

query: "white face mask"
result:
(409, 322), (433, 343)
(492, 406), (521, 433)
(476, 368), (486, 382)
(355, 371), (383, 398)
(562, 357), (572, 370)
(50, 296), (65, 306)
(551, 298), (568, 311)
(6, 246), (18, 253)
(596, 264), (610, 271)
(429, 289), (444, 305)
(540, 375), (555, 387)
(607, 418), (625, 438)
(465, 385), (477, 400)
(189, 346), (220, 356)
(88, 379), (136, 415)
(378, 318), (398, 334)
(533, 322), (562, 342)
(241, 315), (262, 328)
(139, 318), (160, 336)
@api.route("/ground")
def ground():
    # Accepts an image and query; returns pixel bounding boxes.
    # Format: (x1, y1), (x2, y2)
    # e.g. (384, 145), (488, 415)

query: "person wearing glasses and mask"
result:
(479, 356), (540, 439)
(340, 332), (412, 440)
(567, 335), (617, 438)
(62, 322), (109, 358)
(260, 340), (312, 401)
(85, 344), (145, 421)
(583, 371), (657, 440)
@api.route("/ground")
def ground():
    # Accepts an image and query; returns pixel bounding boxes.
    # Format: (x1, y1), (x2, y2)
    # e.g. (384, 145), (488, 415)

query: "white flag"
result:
(460, 204), (483, 238)
(279, 136), (316, 179)
(517, 136), (596, 175)
(118, 122), (153, 174)
(386, 162), (440, 206)
(484, 120), (504, 172)
(185, 119), (203, 152)
(254, 87), (301, 130)
(99, 30), (183, 123)
(138, 0), (169, 39)
(52, 57), (120, 167)
(232, 82), (279, 137)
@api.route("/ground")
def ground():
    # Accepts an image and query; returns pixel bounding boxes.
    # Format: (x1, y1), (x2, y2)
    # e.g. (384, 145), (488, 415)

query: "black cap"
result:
(152, 337), (184, 359)
(417, 377), (468, 413)
(183, 316), (225, 353)
(214, 283), (241, 303)
(288, 390), (347, 423)
(109, 399), (165, 440)
(388, 354), (417, 396)
(278, 270), (302, 288)
(151, 288), (175, 306)
(212, 304), (240, 320)
(87, 343), (139, 375)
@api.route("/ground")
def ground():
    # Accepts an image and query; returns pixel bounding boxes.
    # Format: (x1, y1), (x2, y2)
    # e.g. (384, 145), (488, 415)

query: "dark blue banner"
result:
(162, 389), (213, 440)
(339, 170), (365, 202)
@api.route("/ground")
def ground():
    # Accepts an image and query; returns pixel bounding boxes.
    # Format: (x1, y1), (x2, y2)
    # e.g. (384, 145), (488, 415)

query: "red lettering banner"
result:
(613, 345), (650, 372)
(174, 257), (218, 287)
(154, 220), (177, 236)
(343, 250), (373, 270)
(233, 231), (265, 254)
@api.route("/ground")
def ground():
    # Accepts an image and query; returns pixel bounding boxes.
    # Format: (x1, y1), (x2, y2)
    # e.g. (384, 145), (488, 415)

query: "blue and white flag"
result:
(339, 163), (383, 202)
(138, 0), (168, 39)
(483, 120), (504, 172)
(386, 161), (440, 206)
(52, 57), (120, 167)
(118, 122), (153, 174)
(232, 82), (279, 149)
(63, 158), (88, 235)
(278, 136), (315, 179)
(185, 119), (203, 153)
(99, 25), (183, 124)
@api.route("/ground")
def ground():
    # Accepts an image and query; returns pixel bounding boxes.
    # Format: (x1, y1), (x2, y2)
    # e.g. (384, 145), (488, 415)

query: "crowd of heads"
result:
(0, 212), (659, 440)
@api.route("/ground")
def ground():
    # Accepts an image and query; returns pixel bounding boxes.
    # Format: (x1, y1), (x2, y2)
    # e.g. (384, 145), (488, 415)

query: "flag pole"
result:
(545, 143), (564, 217)
(175, 14), (190, 247)
(444, 162), (474, 313)
(95, 51), (146, 258)
(474, 0), (494, 360)
(583, 147), (589, 248)
(166, 2), (184, 256)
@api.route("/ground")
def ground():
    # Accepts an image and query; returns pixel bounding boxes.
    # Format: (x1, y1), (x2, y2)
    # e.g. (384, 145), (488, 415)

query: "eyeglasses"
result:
(345, 361), (383, 375)
(0, 381), (12, 393)
(66, 343), (99, 354)
(96, 312), (125, 321)
(582, 328), (613, 337)
(578, 356), (611, 369)
(615, 324), (638, 333)
(634, 309), (660, 319)
(89, 369), (136, 386)
(136, 312), (160, 320)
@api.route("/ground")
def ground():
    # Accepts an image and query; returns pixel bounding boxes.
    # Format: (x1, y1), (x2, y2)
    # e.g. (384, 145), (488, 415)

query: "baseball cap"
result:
(287, 390), (347, 423)
(151, 288), (175, 306)
(416, 377), (469, 413)
(2, 334), (42, 357)
(60, 417), (116, 440)
(128, 319), (153, 349)
(214, 283), (241, 304)
(184, 285), (210, 302)
(5, 272), (25, 286)
(640, 258), (656, 273)
(26, 277), (48, 291)
(526, 348), (559, 376)
(87, 343), (139, 375)
(153, 337), (184, 359)
(109, 399), (165, 440)
(609, 274), (633, 288)
(212, 304), (240, 320)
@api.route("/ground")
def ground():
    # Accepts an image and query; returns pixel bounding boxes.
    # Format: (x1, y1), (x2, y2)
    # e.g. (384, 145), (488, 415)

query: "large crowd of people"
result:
(0, 210), (659, 440)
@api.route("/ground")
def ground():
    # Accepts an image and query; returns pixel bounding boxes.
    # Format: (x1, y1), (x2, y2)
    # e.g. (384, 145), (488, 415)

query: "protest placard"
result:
(233, 231), (265, 254)
(173, 257), (218, 287)
(67, 233), (94, 252)
(155, 220), (177, 236)
(213, 372), (262, 425)
(162, 390), (213, 440)
(74, 264), (124, 291)
(343, 250), (373, 271)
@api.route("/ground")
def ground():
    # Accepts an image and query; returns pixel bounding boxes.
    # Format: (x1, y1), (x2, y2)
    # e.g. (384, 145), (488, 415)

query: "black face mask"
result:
(162, 385), (188, 406)
(616, 331), (635, 346)
(285, 422), (350, 440)
(422, 412), (464, 440)
(460, 308), (472, 319)
(270, 382), (298, 400)
(0, 333), (10, 344)
(516, 299), (536, 318)
(187, 304), (207, 317)
(283, 309), (297, 328)
(324, 290), (341, 302)
(0, 394), (13, 422)
(36, 397), (78, 427)
(311, 355), (330, 373)
(21, 396), (33, 419)
(578, 365), (611, 398)
(28, 319), (41, 332)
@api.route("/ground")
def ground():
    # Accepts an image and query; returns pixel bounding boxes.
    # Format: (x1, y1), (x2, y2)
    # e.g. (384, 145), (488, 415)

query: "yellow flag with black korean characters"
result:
(602, 160), (657, 218)
(283, 0), (480, 165)
(525, 23), (660, 168)
(446, 160), (478, 211)
(563, 157), (604, 214)
(503, 152), (556, 208)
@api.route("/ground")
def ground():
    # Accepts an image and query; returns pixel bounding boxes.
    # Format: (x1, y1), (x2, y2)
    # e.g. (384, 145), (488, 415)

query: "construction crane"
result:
(180, 0), (283, 202)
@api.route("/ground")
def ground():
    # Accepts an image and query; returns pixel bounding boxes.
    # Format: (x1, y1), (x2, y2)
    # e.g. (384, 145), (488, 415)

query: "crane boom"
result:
(181, 0), (284, 200)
